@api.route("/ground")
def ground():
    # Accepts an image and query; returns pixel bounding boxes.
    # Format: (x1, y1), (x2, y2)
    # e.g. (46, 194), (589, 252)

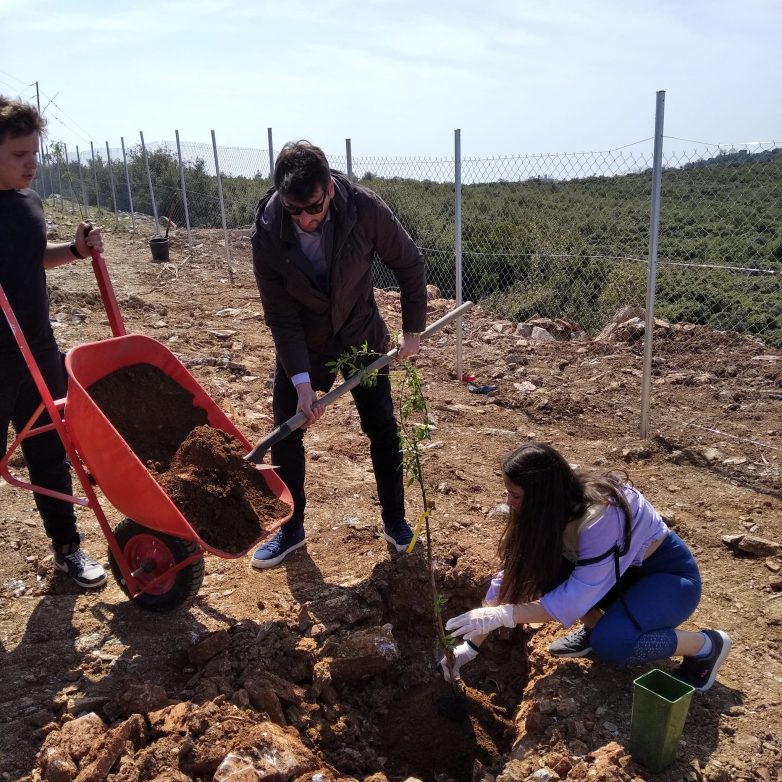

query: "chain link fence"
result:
(32, 130), (781, 456)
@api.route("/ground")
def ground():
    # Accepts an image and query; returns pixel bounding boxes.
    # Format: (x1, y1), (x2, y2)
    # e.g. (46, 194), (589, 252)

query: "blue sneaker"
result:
(251, 527), (306, 570)
(383, 519), (414, 552)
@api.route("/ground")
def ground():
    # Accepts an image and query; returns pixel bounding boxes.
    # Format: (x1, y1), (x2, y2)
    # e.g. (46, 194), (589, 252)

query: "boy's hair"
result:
(0, 95), (47, 144)
(273, 140), (331, 201)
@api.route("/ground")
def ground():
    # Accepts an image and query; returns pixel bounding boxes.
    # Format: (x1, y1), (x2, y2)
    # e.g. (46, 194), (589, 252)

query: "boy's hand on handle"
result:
(439, 641), (479, 682)
(445, 604), (516, 641)
(74, 222), (103, 258)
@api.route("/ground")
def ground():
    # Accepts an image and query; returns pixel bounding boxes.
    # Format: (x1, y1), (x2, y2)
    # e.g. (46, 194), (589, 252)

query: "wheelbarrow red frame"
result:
(0, 249), (292, 609)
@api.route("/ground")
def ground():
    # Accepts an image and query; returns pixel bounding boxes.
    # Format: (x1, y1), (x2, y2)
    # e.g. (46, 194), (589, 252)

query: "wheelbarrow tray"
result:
(64, 333), (293, 557)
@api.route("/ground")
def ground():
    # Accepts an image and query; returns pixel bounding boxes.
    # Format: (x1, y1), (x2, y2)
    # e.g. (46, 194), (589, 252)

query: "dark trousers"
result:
(271, 355), (405, 533)
(1, 347), (79, 547)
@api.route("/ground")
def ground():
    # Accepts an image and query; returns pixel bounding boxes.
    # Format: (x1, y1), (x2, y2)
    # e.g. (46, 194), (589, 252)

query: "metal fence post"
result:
(75, 146), (89, 216)
(175, 130), (193, 253)
(454, 129), (464, 382)
(120, 137), (136, 231)
(63, 144), (75, 213)
(105, 141), (119, 224)
(40, 146), (51, 203)
(346, 139), (353, 180)
(53, 148), (63, 211)
(267, 128), (274, 178)
(139, 131), (160, 234)
(211, 130), (235, 282)
(640, 90), (666, 440)
(90, 142), (101, 213)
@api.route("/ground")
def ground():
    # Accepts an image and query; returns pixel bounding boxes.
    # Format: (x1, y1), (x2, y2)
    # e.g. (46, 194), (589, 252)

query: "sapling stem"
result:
(328, 341), (460, 687)
(396, 360), (460, 690)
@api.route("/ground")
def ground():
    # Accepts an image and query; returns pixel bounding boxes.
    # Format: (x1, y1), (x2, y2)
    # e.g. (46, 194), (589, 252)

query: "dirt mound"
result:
(160, 425), (290, 553)
(32, 556), (526, 782)
(88, 363), (208, 471)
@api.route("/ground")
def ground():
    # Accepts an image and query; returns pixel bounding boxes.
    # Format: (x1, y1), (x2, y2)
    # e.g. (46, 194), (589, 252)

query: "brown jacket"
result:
(250, 172), (427, 379)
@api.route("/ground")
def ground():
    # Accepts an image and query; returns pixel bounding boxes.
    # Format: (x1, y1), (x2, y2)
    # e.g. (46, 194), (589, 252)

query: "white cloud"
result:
(3, 0), (779, 156)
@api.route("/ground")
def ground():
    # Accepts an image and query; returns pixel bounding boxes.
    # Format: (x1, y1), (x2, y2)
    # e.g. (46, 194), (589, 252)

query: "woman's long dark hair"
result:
(497, 442), (632, 605)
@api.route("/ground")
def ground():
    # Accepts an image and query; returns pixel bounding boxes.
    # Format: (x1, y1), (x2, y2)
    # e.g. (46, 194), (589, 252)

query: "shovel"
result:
(245, 300), (474, 465)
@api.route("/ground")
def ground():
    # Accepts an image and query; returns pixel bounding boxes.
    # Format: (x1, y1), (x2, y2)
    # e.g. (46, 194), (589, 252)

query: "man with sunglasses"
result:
(250, 140), (427, 569)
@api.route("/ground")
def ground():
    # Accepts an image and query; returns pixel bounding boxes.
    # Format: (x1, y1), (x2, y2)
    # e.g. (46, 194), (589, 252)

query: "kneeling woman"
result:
(443, 442), (730, 692)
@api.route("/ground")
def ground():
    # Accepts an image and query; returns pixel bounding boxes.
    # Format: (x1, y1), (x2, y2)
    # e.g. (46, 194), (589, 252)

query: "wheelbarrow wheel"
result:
(108, 518), (204, 612)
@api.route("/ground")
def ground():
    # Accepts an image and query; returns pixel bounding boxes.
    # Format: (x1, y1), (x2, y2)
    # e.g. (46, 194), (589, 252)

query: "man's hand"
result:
(439, 641), (479, 682)
(295, 382), (325, 426)
(445, 605), (516, 641)
(397, 331), (421, 360)
(74, 222), (104, 258)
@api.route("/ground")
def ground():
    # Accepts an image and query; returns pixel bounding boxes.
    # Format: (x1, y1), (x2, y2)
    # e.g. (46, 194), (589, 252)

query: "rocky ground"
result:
(1, 209), (781, 782)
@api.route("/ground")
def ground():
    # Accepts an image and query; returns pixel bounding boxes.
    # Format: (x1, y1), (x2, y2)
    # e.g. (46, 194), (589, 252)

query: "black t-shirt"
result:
(0, 188), (55, 358)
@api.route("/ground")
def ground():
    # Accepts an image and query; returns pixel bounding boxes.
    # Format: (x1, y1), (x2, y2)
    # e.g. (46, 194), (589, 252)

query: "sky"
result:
(1, 0), (781, 163)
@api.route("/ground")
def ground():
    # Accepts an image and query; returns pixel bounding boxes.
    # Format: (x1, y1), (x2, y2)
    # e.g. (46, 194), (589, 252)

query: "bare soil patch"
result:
(1, 215), (780, 782)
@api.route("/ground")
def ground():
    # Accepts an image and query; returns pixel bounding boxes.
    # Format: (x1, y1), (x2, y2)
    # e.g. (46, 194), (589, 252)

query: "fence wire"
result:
(33, 135), (781, 460)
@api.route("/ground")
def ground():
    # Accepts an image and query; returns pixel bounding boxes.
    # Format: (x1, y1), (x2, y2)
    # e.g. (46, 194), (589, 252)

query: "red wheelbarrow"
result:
(0, 249), (293, 611)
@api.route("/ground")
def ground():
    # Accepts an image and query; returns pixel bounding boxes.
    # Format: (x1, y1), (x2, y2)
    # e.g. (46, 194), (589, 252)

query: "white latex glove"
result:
(445, 604), (515, 641)
(439, 641), (479, 682)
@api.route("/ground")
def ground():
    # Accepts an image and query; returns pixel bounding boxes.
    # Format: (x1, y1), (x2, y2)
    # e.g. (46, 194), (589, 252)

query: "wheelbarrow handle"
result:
(81, 222), (125, 338)
(244, 300), (474, 464)
(91, 249), (127, 337)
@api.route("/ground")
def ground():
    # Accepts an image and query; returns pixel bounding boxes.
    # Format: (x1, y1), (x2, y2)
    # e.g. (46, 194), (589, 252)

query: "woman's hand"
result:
(445, 604), (516, 641)
(439, 641), (479, 682)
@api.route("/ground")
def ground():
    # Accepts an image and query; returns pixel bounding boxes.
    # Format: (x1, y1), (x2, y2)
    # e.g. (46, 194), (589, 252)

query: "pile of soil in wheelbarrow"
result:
(88, 363), (289, 553)
(159, 425), (290, 552)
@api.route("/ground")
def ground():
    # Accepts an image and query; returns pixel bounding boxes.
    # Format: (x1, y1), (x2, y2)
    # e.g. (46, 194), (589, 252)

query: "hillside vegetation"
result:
(42, 145), (782, 346)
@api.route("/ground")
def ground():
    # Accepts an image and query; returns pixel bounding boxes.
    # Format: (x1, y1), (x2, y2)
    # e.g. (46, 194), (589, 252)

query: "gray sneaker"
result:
(52, 543), (107, 588)
(548, 625), (593, 658)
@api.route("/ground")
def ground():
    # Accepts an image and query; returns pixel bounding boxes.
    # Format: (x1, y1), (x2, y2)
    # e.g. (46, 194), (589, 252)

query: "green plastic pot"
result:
(630, 668), (694, 772)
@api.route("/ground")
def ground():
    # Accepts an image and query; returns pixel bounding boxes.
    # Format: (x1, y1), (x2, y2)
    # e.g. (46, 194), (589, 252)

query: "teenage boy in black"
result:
(0, 95), (106, 587)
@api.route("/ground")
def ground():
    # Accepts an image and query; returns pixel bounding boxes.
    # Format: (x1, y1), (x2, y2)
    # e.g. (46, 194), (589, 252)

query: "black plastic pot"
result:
(149, 237), (170, 262)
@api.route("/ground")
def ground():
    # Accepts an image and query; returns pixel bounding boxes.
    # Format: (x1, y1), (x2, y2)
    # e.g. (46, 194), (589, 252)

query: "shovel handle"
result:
(244, 300), (474, 464)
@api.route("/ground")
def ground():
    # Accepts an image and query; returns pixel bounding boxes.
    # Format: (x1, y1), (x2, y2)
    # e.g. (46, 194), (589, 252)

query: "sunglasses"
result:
(281, 190), (329, 216)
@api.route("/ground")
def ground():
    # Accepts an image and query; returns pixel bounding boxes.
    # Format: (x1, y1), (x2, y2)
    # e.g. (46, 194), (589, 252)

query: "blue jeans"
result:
(591, 531), (702, 665)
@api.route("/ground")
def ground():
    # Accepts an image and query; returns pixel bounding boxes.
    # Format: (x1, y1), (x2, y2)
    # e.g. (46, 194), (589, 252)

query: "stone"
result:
(738, 536), (781, 557)
(244, 678), (286, 725)
(721, 533), (744, 549)
(117, 679), (169, 716)
(57, 712), (106, 762)
(299, 588), (383, 629)
(242, 670), (306, 707)
(528, 768), (559, 781)
(73, 715), (145, 782)
(530, 326), (556, 342)
(314, 624), (400, 684)
(42, 748), (78, 782)
(188, 630), (232, 667)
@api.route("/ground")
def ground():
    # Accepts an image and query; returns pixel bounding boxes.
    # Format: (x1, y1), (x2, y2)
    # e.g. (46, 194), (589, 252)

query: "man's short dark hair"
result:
(273, 140), (331, 201)
(0, 96), (46, 144)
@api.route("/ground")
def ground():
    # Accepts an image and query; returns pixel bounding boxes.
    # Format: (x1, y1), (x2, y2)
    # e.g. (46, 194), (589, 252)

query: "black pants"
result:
(271, 354), (405, 533)
(1, 347), (79, 546)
